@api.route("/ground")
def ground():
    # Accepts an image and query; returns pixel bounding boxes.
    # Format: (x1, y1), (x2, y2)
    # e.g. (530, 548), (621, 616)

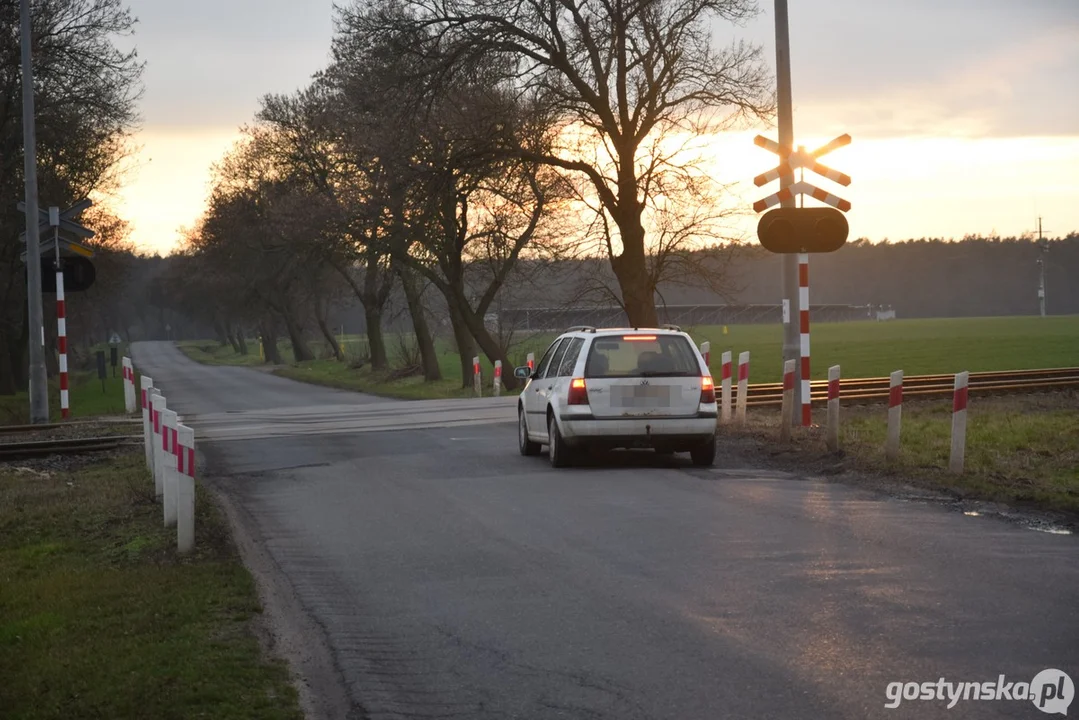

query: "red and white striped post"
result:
(141, 376), (154, 470)
(780, 359), (796, 442)
(826, 365), (841, 452)
(719, 351), (732, 424)
(700, 341), (711, 369)
(526, 352), (535, 374)
(162, 409), (179, 527)
(56, 267), (69, 419)
(798, 253), (811, 427)
(122, 357), (136, 414)
(886, 370), (903, 460)
(950, 371), (969, 474)
(150, 392), (166, 497)
(176, 423), (196, 554)
(473, 356), (482, 397)
(735, 351), (750, 424)
(493, 360), (502, 396)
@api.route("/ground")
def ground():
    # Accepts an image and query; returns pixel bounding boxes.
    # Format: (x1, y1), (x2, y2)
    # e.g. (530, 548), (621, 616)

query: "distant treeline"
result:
(660, 235), (1079, 319)
(131, 233), (1079, 347)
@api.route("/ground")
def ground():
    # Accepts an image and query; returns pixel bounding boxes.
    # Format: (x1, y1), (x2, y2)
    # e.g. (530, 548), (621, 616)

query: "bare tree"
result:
(356, 0), (772, 326)
(0, 0), (142, 393)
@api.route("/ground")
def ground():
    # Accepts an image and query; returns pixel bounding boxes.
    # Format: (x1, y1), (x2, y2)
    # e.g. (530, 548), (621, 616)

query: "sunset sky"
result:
(111, 0), (1079, 255)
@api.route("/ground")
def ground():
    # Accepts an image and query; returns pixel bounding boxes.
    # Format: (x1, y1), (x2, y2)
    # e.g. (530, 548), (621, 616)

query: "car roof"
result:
(560, 327), (687, 337)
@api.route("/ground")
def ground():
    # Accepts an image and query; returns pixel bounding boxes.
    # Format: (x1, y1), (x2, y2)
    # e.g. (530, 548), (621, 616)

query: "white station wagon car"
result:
(515, 326), (718, 467)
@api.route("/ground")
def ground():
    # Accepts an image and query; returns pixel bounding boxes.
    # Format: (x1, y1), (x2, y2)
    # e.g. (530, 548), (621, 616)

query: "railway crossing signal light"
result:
(33, 256), (97, 293)
(751, 133), (852, 254)
(756, 207), (849, 254)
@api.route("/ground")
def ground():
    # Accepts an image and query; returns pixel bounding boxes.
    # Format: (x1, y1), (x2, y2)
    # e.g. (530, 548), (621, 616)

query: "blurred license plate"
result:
(614, 384), (671, 407)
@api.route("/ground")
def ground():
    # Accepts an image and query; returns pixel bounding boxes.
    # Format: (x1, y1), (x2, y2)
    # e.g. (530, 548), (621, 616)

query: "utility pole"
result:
(774, 0), (801, 423)
(1036, 217), (1048, 317)
(21, 0), (49, 423)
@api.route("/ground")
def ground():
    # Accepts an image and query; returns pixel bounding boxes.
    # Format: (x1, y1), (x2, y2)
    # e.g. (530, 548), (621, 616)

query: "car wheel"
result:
(690, 435), (717, 467)
(548, 414), (572, 468)
(519, 407), (541, 456)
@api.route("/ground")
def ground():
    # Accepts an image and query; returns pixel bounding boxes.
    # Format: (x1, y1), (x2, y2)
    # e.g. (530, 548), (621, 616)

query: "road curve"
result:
(132, 341), (1079, 720)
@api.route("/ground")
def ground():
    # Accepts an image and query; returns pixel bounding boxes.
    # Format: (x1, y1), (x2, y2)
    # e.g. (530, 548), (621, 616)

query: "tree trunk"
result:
(281, 308), (315, 362)
(611, 190), (658, 327)
(451, 290), (518, 391)
(331, 254), (391, 370)
(442, 284), (517, 390)
(260, 320), (283, 364)
(237, 332), (248, 356)
(213, 315), (229, 346)
(364, 306), (388, 369)
(0, 329), (15, 395)
(447, 299), (475, 389)
(224, 319), (241, 353)
(314, 298), (343, 361)
(396, 264), (441, 381)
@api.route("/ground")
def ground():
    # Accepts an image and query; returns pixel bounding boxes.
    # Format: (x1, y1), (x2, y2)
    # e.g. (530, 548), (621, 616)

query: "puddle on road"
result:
(961, 509), (1073, 535)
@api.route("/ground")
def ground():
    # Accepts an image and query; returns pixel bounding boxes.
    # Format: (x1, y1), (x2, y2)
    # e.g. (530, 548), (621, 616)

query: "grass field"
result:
(180, 315), (1079, 400)
(0, 450), (303, 720)
(690, 315), (1079, 383)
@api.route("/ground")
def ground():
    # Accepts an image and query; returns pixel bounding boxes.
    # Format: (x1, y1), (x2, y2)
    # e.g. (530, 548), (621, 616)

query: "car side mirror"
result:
(514, 366), (531, 380)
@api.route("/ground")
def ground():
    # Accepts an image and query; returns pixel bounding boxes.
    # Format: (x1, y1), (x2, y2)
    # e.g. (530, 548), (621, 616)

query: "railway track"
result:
(742, 367), (1079, 407)
(0, 419), (141, 435)
(0, 435), (142, 461)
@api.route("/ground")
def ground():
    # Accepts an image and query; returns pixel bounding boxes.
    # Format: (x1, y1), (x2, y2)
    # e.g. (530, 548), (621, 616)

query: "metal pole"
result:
(775, 0), (800, 424)
(1037, 218), (1047, 317)
(21, 0), (48, 423)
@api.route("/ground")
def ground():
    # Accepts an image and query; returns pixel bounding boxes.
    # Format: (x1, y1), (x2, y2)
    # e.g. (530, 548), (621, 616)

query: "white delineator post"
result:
(473, 356), (482, 397)
(700, 341), (711, 370)
(798, 253), (811, 427)
(780, 359), (795, 442)
(885, 370), (903, 460)
(826, 365), (841, 452)
(162, 409), (179, 527)
(150, 393), (166, 498)
(950, 371), (969, 474)
(56, 267), (69, 419)
(720, 351), (732, 424)
(735, 351), (750, 424)
(141, 377), (153, 470)
(176, 423), (196, 554)
(493, 360), (502, 397)
(122, 357), (135, 414)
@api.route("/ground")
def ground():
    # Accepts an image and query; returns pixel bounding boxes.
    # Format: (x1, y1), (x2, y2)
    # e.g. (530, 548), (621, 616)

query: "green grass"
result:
(0, 366), (130, 426)
(178, 315), (1079, 401)
(178, 341), (266, 368)
(840, 395), (1079, 512)
(0, 450), (303, 720)
(739, 392), (1079, 514)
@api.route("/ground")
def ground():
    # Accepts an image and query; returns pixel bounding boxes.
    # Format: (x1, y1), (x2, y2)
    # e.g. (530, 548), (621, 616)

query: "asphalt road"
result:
(133, 342), (1079, 720)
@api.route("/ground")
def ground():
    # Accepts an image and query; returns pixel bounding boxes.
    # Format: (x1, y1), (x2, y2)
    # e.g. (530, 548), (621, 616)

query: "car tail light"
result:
(700, 376), (716, 404)
(568, 378), (589, 405)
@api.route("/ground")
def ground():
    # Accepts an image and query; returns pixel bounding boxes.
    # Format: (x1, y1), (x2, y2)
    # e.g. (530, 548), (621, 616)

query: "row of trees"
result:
(168, 0), (772, 389)
(0, 0), (143, 395)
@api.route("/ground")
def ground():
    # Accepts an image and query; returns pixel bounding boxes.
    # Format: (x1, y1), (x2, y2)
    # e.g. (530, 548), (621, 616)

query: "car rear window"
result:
(583, 335), (700, 378)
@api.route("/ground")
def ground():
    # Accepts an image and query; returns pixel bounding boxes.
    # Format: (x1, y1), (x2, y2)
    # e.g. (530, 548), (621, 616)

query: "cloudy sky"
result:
(111, 0), (1079, 254)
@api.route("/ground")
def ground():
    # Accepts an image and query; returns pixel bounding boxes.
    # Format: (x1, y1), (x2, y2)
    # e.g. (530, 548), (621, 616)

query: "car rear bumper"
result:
(558, 414), (716, 448)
